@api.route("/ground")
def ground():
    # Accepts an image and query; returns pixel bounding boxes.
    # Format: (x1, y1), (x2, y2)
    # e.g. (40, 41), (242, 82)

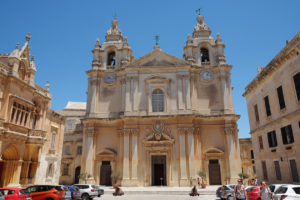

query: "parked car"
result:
(0, 188), (31, 200)
(0, 192), (4, 200)
(95, 186), (104, 197)
(216, 186), (222, 199)
(246, 186), (262, 200)
(273, 184), (300, 200)
(73, 184), (98, 200)
(26, 185), (65, 200)
(270, 184), (284, 194)
(221, 184), (235, 200)
(61, 186), (72, 200)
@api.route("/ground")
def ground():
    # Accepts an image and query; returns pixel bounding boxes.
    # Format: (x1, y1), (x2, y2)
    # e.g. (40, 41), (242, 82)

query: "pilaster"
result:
(178, 128), (187, 185)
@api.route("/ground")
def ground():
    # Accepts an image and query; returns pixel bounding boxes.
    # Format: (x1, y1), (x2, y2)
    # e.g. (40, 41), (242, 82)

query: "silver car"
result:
(221, 184), (236, 200)
(73, 184), (99, 200)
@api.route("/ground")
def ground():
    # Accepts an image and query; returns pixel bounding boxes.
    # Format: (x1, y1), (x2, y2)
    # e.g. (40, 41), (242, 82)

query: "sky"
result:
(0, 0), (299, 138)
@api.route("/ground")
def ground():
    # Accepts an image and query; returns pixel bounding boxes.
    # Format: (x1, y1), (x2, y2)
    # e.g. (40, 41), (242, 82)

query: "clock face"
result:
(103, 73), (116, 84)
(200, 70), (214, 81)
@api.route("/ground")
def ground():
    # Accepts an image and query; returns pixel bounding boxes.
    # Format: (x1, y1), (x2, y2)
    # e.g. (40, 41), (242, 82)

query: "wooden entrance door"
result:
(209, 160), (221, 185)
(100, 161), (112, 186)
(152, 156), (166, 186)
(74, 166), (80, 184)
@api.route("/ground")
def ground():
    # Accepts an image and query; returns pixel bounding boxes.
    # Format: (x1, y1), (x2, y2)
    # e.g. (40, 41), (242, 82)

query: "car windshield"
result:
(246, 187), (255, 192)
(20, 189), (29, 195)
(91, 185), (96, 189)
(293, 187), (300, 194)
(54, 186), (63, 191)
(0, 189), (15, 195)
(275, 186), (288, 194)
(229, 185), (235, 189)
(269, 185), (275, 192)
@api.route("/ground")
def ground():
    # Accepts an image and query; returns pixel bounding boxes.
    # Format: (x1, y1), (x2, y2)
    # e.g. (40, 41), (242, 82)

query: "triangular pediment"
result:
(129, 48), (188, 67)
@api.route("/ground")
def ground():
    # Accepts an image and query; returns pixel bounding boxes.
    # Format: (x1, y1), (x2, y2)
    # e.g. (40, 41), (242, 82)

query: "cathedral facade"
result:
(71, 14), (242, 186)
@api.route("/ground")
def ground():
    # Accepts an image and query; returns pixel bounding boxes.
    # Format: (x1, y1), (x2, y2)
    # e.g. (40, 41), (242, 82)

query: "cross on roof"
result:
(196, 8), (202, 15)
(155, 35), (159, 45)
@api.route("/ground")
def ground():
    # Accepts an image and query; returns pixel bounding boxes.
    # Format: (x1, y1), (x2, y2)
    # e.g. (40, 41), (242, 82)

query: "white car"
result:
(273, 184), (300, 200)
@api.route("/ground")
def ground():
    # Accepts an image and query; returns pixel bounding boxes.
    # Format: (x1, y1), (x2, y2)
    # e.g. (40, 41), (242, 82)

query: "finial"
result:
(45, 81), (50, 91)
(16, 42), (19, 49)
(31, 55), (34, 61)
(216, 33), (222, 43)
(187, 34), (191, 41)
(26, 32), (31, 41)
(96, 38), (100, 45)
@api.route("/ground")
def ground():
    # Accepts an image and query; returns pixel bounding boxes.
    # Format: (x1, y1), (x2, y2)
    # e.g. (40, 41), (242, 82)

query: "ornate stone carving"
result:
(178, 127), (194, 135)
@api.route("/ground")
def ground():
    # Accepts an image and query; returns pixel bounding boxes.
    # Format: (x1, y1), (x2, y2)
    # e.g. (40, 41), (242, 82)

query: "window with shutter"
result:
(274, 161), (282, 180)
(277, 86), (286, 109)
(293, 72), (300, 101)
(259, 136), (264, 150)
(262, 161), (268, 180)
(264, 96), (271, 116)
(267, 131), (277, 147)
(281, 125), (294, 144)
(254, 104), (260, 122)
(289, 159), (299, 182)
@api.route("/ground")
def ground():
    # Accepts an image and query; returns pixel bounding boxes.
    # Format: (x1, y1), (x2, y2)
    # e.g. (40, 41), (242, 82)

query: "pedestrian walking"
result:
(233, 179), (246, 200)
(259, 181), (273, 200)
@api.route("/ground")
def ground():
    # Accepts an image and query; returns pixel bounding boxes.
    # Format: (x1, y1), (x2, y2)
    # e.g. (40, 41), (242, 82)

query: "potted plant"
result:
(238, 172), (250, 182)
(197, 171), (207, 188)
(111, 171), (120, 188)
(78, 172), (92, 184)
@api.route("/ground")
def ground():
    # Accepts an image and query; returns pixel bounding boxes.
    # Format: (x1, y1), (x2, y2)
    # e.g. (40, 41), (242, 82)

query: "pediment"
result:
(129, 49), (188, 67)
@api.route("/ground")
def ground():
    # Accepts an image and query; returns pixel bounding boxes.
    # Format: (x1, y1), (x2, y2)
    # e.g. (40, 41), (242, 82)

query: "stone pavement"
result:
(94, 185), (221, 199)
(95, 194), (218, 200)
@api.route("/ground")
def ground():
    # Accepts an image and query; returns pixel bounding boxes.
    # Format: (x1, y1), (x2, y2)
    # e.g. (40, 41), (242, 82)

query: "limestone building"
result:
(58, 102), (86, 185)
(239, 138), (255, 177)
(0, 34), (64, 187)
(62, 14), (242, 186)
(243, 32), (300, 184)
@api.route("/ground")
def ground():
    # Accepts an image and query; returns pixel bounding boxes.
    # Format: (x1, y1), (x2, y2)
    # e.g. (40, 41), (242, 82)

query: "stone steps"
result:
(100, 186), (219, 195)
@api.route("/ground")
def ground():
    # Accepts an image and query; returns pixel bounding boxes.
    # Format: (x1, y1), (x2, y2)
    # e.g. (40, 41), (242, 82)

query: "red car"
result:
(246, 186), (262, 200)
(26, 185), (65, 200)
(0, 187), (31, 200)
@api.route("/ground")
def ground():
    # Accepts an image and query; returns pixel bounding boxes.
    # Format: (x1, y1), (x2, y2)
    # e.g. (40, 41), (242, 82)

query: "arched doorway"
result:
(208, 160), (221, 185)
(74, 166), (81, 184)
(1, 144), (21, 186)
(100, 161), (111, 186)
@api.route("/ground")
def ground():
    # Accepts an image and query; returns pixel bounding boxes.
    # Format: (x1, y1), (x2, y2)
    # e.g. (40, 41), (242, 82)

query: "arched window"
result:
(107, 51), (116, 66)
(152, 89), (164, 112)
(200, 48), (209, 62)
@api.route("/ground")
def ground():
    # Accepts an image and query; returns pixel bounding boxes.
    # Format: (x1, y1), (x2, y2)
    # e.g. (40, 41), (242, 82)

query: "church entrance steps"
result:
(99, 186), (220, 195)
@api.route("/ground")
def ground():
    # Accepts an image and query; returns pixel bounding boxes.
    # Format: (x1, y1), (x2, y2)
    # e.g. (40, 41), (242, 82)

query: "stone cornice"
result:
(243, 32), (300, 97)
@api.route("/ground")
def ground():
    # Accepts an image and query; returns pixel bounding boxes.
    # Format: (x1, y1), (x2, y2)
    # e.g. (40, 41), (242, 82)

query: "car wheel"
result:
(82, 194), (90, 200)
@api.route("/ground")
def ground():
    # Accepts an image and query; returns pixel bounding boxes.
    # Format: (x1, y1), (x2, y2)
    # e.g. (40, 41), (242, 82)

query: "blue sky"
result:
(1, 0), (299, 138)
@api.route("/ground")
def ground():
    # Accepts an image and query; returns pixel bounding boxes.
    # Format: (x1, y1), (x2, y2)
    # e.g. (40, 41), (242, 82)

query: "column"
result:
(179, 128), (187, 185)
(20, 161), (30, 184)
(177, 76), (184, 110)
(185, 76), (191, 110)
(131, 129), (138, 184)
(122, 129), (130, 185)
(133, 78), (138, 111)
(225, 127), (241, 183)
(121, 78), (126, 111)
(125, 78), (131, 112)
(81, 127), (95, 184)
(11, 160), (22, 186)
(187, 129), (195, 178)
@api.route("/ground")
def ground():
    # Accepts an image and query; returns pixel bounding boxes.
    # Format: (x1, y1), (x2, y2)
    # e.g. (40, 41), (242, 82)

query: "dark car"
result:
(216, 186), (222, 199)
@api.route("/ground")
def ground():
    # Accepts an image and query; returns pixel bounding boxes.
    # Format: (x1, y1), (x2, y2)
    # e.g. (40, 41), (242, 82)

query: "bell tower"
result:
(91, 18), (133, 70)
(183, 14), (226, 67)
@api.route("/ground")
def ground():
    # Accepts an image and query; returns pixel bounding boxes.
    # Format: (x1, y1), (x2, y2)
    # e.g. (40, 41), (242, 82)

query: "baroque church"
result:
(60, 14), (242, 186)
